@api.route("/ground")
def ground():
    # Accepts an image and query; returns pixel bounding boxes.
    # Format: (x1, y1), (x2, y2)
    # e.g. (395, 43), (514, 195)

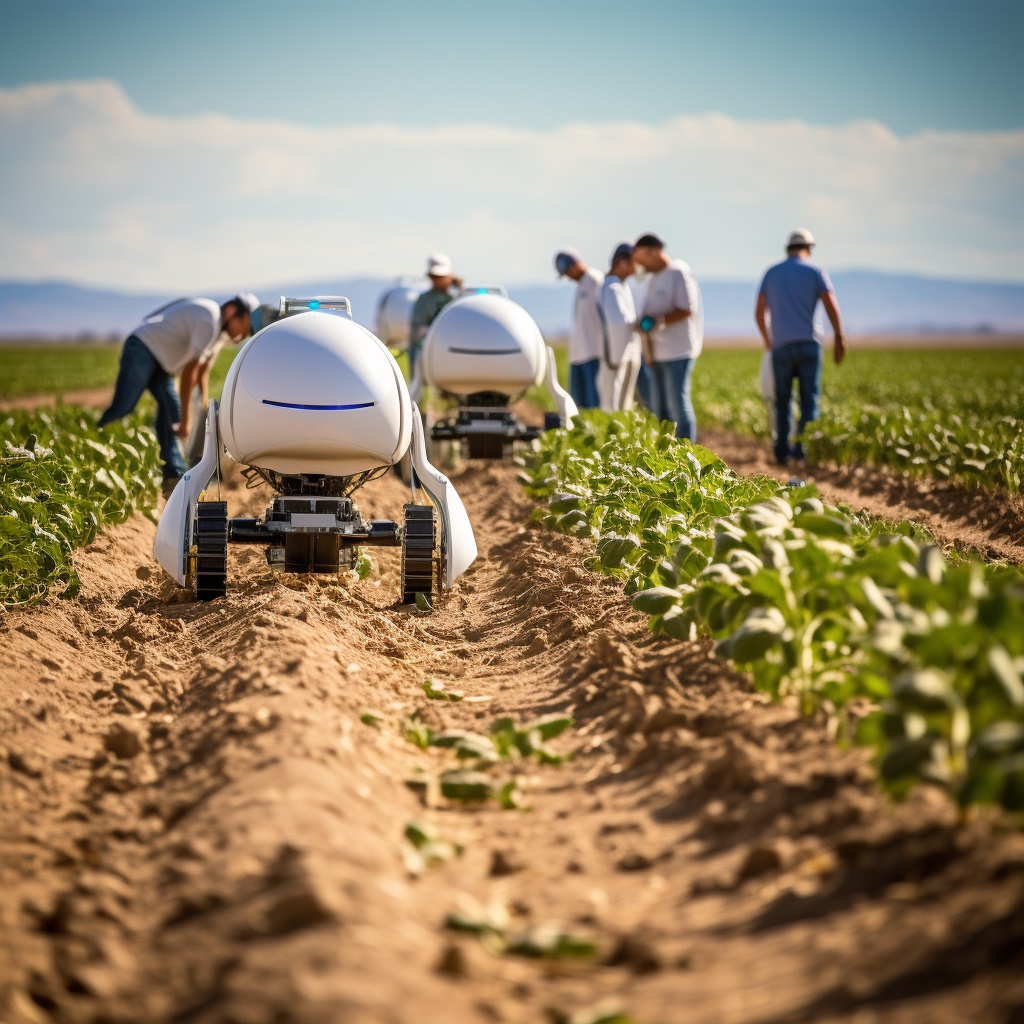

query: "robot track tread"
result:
(401, 504), (439, 605)
(194, 500), (229, 601)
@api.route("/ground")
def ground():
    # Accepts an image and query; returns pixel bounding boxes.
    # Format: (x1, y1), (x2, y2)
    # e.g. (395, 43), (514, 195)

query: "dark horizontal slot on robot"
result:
(444, 347), (522, 355)
(261, 399), (376, 411)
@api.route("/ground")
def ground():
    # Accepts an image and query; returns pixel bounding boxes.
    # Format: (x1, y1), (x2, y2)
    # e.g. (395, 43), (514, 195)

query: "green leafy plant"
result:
(690, 347), (1024, 493)
(422, 678), (464, 702)
(1, 407), (161, 609)
(444, 908), (598, 961)
(403, 819), (464, 874)
(525, 409), (1024, 817)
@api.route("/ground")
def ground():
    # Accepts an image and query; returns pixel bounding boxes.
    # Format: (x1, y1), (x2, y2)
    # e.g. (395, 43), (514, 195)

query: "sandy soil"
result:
(2, 454), (1024, 1024)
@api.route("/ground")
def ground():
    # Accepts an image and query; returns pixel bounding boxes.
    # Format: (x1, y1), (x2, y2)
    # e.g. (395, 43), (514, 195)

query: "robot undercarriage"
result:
(159, 396), (471, 607)
(430, 391), (560, 460)
(191, 489), (439, 605)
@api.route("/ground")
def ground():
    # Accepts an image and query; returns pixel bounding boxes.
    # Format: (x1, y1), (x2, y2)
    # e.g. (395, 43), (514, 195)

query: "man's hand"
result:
(174, 419), (191, 441)
(834, 335), (846, 365)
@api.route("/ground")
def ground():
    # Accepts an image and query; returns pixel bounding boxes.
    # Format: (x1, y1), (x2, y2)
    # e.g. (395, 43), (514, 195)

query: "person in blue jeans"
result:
(756, 229), (845, 465)
(554, 248), (603, 410)
(98, 294), (258, 487)
(633, 233), (703, 441)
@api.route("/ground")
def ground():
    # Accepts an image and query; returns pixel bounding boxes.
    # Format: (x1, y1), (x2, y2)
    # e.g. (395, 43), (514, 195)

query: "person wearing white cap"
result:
(554, 248), (603, 410)
(408, 253), (462, 379)
(755, 229), (845, 466)
(98, 293), (259, 486)
(596, 242), (643, 413)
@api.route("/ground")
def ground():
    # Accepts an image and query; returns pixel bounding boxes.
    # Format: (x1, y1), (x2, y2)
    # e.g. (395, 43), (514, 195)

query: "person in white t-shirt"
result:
(554, 249), (603, 410)
(633, 233), (703, 441)
(98, 294), (259, 485)
(597, 242), (643, 413)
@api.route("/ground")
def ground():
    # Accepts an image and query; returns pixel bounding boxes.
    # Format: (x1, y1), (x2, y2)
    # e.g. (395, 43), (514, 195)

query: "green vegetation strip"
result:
(0, 342), (240, 402)
(521, 410), (1024, 815)
(692, 347), (1024, 492)
(1, 407), (161, 609)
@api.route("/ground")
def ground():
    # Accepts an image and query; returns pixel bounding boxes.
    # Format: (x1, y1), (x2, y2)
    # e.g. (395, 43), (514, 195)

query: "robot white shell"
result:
(219, 310), (411, 477)
(154, 296), (476, 605)
(409, 292), (577, 459)
(374, 281), (425, 348)
(419, 293), (546, 396)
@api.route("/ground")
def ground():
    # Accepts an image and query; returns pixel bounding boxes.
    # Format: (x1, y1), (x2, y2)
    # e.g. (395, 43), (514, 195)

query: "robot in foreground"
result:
(408, 290), (578, 459)
(154, 297), (477, 603)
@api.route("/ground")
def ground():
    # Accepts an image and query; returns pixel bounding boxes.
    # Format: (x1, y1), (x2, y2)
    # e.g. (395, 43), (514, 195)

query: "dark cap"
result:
(609, 241), (634, 267)
(554, 249), (583, 277)
(633, 233), (664, 250)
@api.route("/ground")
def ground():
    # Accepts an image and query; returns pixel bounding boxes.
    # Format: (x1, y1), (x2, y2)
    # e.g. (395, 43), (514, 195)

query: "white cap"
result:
(234, 291), (261, 312)
(787, 228), (815, 249)
(426, 252), (453, 277)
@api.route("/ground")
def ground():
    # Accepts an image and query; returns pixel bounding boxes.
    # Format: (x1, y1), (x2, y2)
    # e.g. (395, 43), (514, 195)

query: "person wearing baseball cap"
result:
(632, 233), (703, 441)
(98, 293), (260, 488)
(596, 242), (644, 413)
(755, 228), (846, 466)
(408, 253), (462, 380)
(554, 248), (603, 410)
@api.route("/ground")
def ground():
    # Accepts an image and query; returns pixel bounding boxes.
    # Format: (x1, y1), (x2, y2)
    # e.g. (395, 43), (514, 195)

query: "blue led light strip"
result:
(262, 399), (375, 411)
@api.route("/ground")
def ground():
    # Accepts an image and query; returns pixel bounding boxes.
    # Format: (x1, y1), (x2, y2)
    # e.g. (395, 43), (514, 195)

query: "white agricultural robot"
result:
(374, 278), (426, 349)
(154, 296), (477, 604)
(409, 289), (578, 459)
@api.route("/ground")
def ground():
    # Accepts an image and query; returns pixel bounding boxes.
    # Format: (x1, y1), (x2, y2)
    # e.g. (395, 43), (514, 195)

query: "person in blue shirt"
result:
(755, 229), (846, 466)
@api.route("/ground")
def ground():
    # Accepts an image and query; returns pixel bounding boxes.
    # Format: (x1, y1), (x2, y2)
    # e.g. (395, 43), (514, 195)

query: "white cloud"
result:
(0, 79), (1021, 290)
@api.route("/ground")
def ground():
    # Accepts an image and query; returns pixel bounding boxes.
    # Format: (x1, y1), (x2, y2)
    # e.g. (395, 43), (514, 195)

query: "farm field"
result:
(2, 341), (1024, 1022)
(0, 342), (240, 408)
(2, 457), (1024, 1024)
(693, 343), (1024, 494)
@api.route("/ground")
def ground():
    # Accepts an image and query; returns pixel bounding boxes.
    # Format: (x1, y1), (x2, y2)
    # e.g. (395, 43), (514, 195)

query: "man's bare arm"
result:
(198, 359), (213, 407)
(755, 293), (771, 350)
(661, 306), (691, 325)
(821, 291), (845, 365)
(177, 359), (200, 440)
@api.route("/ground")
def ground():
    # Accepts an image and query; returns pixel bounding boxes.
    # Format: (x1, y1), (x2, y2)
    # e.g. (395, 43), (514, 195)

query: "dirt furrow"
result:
(2, 463), (1024, 1024)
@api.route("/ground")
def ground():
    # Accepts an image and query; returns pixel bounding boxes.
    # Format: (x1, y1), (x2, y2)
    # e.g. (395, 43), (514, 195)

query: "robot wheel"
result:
(194, 500), (229, 601)
(401, 504), (439, 605)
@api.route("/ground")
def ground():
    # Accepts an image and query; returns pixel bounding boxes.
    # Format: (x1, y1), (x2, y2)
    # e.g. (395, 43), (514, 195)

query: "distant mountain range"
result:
(2, 270), (1023, 340)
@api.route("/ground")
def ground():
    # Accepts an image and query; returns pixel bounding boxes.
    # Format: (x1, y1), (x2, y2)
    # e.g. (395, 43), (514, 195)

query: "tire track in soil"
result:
(2, 462), (1024, 1024)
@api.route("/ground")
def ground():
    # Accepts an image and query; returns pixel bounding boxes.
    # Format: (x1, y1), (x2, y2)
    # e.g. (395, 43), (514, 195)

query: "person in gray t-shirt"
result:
(755, 229), (845, 466)
(98, 294), (258, 486)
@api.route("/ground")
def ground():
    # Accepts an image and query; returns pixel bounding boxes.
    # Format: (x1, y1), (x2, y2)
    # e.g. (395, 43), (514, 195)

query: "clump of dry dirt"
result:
(1, 460), (1023, 1024)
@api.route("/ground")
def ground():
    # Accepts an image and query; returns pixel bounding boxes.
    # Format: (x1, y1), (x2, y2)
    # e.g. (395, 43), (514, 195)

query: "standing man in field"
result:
(408, 253), (462, 381)
(98, 294), (260, 488)
(633, 233), (703, 441)
(755, 228), (846, 466)
(597, 242), (643, 412)
(554, 248), (603, 410)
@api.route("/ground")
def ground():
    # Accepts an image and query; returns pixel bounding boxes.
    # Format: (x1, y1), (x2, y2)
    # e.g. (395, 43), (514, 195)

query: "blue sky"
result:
(3, 0), (1021, 133)
(0, 0), (1022, 290)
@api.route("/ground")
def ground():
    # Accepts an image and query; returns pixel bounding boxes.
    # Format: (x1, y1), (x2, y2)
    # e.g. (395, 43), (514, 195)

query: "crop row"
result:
(1, 407), (161, 610)
(692, 347), (1024, 493)
(521, 410), (1024, 815)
